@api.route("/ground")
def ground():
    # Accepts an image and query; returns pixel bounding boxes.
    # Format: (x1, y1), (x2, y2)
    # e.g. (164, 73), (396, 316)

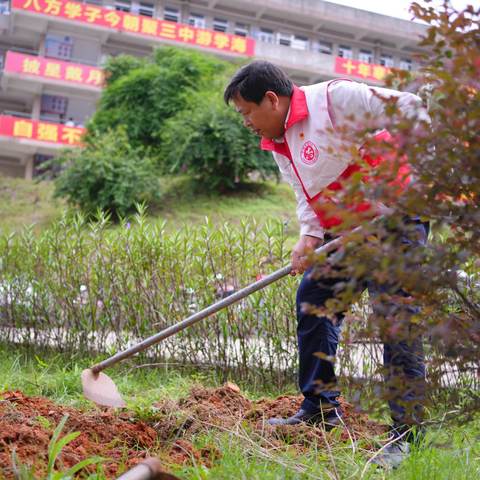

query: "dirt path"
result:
(0, 385), (386, 478)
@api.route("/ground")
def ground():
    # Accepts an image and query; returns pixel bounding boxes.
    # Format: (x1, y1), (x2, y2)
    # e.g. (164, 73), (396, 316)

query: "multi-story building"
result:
(0, 0), (428, 178)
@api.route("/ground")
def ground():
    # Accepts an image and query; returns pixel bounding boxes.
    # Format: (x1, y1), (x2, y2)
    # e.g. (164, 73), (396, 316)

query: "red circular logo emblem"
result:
(301, 141), (319, 165)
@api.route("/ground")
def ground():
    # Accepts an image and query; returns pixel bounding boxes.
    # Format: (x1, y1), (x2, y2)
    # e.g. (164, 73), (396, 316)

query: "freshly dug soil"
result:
(0, 391), (157, 478)
(172, 384), (386, 449)
(0, 385), (386, 478)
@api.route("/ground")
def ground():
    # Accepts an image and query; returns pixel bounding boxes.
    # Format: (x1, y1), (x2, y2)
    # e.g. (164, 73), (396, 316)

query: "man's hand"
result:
(291, 235), (323, 276)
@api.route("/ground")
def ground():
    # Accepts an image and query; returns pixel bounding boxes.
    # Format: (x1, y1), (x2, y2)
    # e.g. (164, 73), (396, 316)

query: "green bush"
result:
(2, 213), (476, 396)
(102, 53), (147, 85)
(160, 91), (278, 190)
(89, 64), (173, 150)
(53, 127), (160, 219)
(89, 47), (229, 151)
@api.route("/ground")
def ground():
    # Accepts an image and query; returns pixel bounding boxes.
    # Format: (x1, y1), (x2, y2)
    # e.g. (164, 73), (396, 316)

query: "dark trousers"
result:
(297, 220), (428, 431)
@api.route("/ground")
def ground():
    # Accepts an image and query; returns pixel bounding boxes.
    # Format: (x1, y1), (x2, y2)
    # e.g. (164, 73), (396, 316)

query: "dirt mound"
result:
(252, 395), (386, 446)
(176, 382), (252, 431)
(248, 394), (302, 421)
(0, 391), (157, 478)
(167, 439), (220, 468)
(0, 385), (387, 477)
(172, 384), (386, 450)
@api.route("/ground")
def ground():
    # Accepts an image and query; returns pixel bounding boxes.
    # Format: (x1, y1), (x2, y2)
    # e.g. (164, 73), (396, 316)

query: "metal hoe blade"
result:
(81, 368), (126, 408)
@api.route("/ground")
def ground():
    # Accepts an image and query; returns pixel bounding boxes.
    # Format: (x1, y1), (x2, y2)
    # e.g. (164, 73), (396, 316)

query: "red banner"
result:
(0, 115), (85, 146)
(4, 51), (104, 87)
(12, 0), (255, 56)
(334, 57), (391, 83)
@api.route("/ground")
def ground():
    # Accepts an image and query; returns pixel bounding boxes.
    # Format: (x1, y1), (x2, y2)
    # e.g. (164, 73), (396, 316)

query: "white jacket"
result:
(261, 79), (428, 239)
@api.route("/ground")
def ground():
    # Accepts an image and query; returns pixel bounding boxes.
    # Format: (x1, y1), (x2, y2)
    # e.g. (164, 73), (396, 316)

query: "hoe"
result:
(81, 233), (352, 407)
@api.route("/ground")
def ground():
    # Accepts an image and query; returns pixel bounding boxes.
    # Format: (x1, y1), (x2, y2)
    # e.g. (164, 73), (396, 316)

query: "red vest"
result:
(310, 129), (411, 228)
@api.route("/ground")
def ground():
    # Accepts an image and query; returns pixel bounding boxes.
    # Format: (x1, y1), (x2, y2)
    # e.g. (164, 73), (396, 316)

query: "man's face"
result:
(233, 91), (288, 140)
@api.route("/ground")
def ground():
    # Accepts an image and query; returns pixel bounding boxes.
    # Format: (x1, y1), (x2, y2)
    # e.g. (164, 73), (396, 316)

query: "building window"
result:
(380, 54), (394, 68)
(115, 0), (131, 13)
(164, 6), (180, 22)
(213, 18), (228, 32)
(0, 0), (10, 14)
(258, 28), (274, 44)
(234, 22), (249, 37)
(45, 35), (73, 60)
(138, 2), (154, 17)
(41, 95), (68, 116)
(188, 13), (205, 29)
(277, 33), (293, 47)
(400, 58), (412, 71)
(338, 45), (352, 59)
(316, 40), (332, 55)
(359, 49), (373, 63)
(292, 35), (309, 50)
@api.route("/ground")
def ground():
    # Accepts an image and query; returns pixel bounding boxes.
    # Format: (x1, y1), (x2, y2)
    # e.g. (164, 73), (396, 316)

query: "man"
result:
(224, 61), (429, 466)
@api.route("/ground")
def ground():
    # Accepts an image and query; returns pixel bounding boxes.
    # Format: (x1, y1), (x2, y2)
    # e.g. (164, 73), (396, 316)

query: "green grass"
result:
(0, 343), (294, 409)
(1, 344), (479, 480)
(172, 425), (480, 480)
(0, 177), (64, 234)
(173, 427), (480, 480)
(0, 175), (299, 236)
(154, 176), (298, 233)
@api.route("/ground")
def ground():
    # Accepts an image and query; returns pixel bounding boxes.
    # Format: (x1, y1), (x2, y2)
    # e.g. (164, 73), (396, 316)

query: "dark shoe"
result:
(267, 407), (343, 429)
(371, 440), (410, 469)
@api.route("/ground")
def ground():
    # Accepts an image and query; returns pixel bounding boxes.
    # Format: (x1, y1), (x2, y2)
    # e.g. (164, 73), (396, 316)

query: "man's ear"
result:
(264, 91), (280, 110)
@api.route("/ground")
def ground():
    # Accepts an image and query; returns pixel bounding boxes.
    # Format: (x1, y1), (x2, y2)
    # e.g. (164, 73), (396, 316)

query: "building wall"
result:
(0, 156), (27, 177)
(0, 0), (427, 178)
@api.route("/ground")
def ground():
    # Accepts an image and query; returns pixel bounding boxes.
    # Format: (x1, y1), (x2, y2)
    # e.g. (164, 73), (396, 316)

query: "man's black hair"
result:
(224, 61), (293, 105)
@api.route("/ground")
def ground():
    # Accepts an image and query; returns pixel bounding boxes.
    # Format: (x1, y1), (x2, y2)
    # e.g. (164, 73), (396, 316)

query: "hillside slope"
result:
(0, 176), (298, 236)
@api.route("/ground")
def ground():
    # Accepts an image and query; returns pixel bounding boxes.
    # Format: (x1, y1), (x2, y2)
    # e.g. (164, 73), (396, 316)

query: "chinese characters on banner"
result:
(0, 115), (85, 146)
(334, 57), (391, 83)
(12, 0), (255, 56)
(4, 51), (104, 87)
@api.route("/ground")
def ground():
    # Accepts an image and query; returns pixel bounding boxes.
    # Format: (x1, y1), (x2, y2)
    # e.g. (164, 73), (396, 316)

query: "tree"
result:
(89, 47), (229, 152)
(160, 91), (278, 191)
(102, 54), (146, 85)
(312, 1), (479, 420)
(88, 46), (276, 192)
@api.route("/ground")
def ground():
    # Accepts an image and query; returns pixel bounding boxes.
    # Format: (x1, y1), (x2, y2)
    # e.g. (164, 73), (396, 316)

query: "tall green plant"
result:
(0, 214), (300, 385)
(2, 212), (474, 393)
